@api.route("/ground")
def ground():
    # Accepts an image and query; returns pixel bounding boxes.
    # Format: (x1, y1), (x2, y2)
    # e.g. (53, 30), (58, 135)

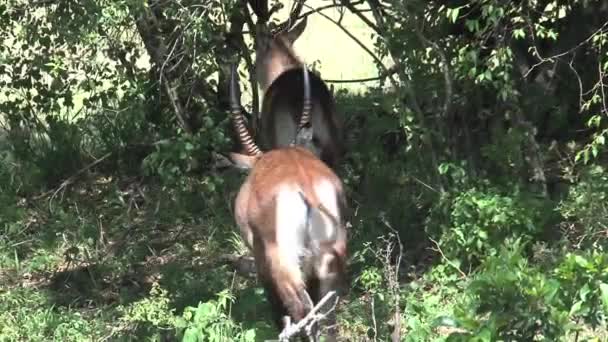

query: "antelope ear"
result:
(228, 152), (260, 170)
(284, 16), (307, 43)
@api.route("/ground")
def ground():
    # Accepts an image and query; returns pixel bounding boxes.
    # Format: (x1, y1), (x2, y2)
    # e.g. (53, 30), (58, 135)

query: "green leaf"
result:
(544, 279), (560, 301)
(569, 300), (583, 316)
(465, 19), (478, 32)
(182, 327), (200, 342)
(579, 283), (591, 300)
(448, 7), (461, 23)
(242, 329), (256, 341)
(433, 316), (461, 328)
(599, 283), (608, 311)
(573, 255), (589, 268)
(513, 28), (525, 39)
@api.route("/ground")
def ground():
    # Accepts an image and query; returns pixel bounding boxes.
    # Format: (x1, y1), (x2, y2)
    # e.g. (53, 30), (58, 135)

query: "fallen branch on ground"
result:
(278, 291), (339, 341)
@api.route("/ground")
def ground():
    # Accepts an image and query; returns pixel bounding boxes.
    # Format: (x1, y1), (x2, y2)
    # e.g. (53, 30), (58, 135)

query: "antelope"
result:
(228, 63), (348, 341)
(248, 0), (344, 170)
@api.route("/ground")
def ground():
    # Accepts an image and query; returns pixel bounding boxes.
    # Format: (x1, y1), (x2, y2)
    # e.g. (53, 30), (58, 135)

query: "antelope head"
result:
(249, 0), (308, 93)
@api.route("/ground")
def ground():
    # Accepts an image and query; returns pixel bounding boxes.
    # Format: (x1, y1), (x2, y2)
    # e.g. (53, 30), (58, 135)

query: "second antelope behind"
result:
(249, 0), (344, 169)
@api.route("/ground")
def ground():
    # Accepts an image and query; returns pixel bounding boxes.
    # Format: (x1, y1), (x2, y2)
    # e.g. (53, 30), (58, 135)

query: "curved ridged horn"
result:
(230, 64), (262, 156)
(298, 65), (312, 129)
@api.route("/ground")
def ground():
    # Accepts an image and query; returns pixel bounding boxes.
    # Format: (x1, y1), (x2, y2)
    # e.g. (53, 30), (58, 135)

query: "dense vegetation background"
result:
(1, 0), (608, 340)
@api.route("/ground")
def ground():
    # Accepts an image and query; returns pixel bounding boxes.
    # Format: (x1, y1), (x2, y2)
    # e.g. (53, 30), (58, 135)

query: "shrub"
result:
(554, 251), (608, 330)
(447, 240), (571, 341)
(119, 283), (255, 341)
(558, 165), (608, 249)
(433, 186), (544, 268)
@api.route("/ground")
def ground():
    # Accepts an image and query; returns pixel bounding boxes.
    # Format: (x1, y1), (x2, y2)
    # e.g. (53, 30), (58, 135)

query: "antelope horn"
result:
(298, 65), (312, 129)
(230, 64), (262, 156)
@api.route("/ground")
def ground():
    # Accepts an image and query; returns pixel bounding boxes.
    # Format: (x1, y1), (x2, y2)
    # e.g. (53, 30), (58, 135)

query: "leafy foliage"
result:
(432, 186), (545, 268)
(2, 0), (608, 340)
(447, 241), (570, 341)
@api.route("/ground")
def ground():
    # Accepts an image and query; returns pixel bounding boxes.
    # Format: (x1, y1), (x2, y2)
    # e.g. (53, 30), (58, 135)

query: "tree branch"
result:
(340, 0), (381, 34)
(278, 291), (340, 341)
(324, 62), (402, 83)
(241, 4), (260, 131)
(133, 2), (194, 134)
(413, 24), (452, 121)
(299, 1), (364, 21)
(302, 3), (397, 89)
(524, 20), (608, 78)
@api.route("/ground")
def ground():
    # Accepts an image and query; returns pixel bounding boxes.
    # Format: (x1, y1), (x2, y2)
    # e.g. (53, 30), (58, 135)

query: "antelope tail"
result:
(230, 63), (262, 156)
(297, 191), (340, 234)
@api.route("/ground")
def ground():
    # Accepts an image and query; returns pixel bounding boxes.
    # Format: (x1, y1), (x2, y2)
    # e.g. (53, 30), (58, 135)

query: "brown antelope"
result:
(248, 0), (344, 170)
(228, 64), (347, 340)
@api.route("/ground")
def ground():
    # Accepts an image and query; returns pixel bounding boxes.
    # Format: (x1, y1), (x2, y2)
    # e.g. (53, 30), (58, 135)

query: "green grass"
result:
(0, 173), (403, 341)
(0, 175), (260, 340)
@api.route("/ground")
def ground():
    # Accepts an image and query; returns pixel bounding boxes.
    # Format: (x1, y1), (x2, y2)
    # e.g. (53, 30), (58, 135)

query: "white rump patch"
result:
(275, 181), (340, 280)
(309, 180), (340, 244)
(275, 185), (309, 276)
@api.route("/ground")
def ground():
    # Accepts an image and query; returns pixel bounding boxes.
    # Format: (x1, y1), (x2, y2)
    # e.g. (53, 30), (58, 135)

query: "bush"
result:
(558, 165), (608, 249)
(554, 251), (608, 330)
(431, 185), (545, 268)
(119, 283), (255, 341)
(447, 240), (571, 341)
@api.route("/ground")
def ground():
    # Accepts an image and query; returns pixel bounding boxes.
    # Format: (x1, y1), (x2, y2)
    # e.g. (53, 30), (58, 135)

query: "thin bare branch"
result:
(278, 291), (340, 341)
(324, 62), (401, 83)
(302, 3), (397, 89)
(379, 214), (403, 342)
(524, 20), (608, 78)
(133, 5), (194, 134)
(598, 40), (608, 116)
(340, 0), (381, 34)
(242, 5), (260, 126)
(429, 238), (466, 278)
(34, 152), (113, 213)
(413, 24), (452, 120)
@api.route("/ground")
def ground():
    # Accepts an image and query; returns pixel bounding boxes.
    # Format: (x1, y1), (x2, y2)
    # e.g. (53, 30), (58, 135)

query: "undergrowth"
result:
(2, 88), (608, 341)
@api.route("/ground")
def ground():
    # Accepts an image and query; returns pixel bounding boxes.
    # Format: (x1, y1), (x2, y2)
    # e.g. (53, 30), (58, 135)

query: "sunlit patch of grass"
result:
(0, 287), (111, 341)
(227, 231), (249, 256)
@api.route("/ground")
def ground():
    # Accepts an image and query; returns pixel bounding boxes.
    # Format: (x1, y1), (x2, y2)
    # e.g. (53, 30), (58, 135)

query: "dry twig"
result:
(278, 291), (339, 342)
(301, 3), (398, 89)
(429, 238), (466, 279)
(524, 20), (608, 78)
(379, 213), (403, 342)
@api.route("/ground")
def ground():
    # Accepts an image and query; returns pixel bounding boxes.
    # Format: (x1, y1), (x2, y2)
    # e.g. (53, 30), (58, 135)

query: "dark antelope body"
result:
(249, 0), (344, 169)
(228, 64), (347, 341)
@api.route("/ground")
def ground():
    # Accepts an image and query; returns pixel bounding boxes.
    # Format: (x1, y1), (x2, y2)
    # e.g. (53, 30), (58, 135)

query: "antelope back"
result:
(257, 67), (344, 169)
(233, 146), (348, 339)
